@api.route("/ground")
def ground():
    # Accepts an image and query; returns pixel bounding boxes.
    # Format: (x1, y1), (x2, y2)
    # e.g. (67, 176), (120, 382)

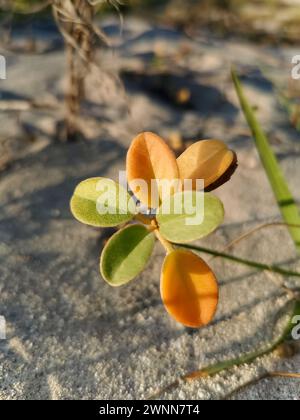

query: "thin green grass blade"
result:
(232, 68), (300, 253)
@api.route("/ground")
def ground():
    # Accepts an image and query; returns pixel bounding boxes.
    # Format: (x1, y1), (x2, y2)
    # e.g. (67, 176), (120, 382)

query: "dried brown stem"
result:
(52, 0), (96, 141)
(214, 221), (300, 259)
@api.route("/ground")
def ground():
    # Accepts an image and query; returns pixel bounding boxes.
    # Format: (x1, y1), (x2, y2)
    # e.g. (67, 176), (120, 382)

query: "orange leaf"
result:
(177, 139), (236, 190)
(161, 249), (219, 328)
(126, 132), (179, 208)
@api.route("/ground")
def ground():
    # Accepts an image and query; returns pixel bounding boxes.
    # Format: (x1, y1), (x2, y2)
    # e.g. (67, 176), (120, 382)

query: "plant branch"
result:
(148, 300), (300, 399)
(176, 243), (300, 279)
(155, 229), (174, 254)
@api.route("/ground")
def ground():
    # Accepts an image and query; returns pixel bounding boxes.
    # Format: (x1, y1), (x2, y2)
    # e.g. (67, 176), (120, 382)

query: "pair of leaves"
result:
(101, 225), (218, 328)
(71, 178), (225, 244)
(70, 178), (155, 285)
(127, 132), (236, 208)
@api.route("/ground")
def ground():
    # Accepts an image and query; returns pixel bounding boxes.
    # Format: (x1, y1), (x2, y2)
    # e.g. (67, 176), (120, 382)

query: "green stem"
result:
(148, 300), (300, 399)
(186, 299), (300, 378)
(155, 229), (174, 254)
(177, 243), (300, 279)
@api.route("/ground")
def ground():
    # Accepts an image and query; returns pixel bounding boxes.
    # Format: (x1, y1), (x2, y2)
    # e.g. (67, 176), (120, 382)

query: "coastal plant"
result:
(70, 131), (237, 327)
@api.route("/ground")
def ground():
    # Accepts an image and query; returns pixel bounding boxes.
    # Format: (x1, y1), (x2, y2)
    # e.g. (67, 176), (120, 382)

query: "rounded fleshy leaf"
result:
(126, 132), (180, 208)
(156, 191), (224, 243)
(100, 224), (155, 286)
(177, 139), (236, 190)
(70, 177), (135, 227)
(161, 249), (219, 328)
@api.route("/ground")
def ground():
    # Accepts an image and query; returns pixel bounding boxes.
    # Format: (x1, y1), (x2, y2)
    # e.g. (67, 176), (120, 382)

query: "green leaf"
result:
(100, 224), (155, 286)
(232, 68), (300, 253)
(156, 191), (224, 243)
(70, 178), (136, 227)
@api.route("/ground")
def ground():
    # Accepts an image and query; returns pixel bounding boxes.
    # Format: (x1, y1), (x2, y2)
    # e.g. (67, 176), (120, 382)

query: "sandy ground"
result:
(0, 17), (300, 400)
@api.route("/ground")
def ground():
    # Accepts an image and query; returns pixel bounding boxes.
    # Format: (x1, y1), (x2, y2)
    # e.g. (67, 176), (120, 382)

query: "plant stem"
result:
(134, 213), (153, 226)
(135, 215), (173, 253)
(155, 229), (174, 254)
(53, 0), (95, 141)
(177, 243), (300, 279)
(148, 300), (300, 399)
